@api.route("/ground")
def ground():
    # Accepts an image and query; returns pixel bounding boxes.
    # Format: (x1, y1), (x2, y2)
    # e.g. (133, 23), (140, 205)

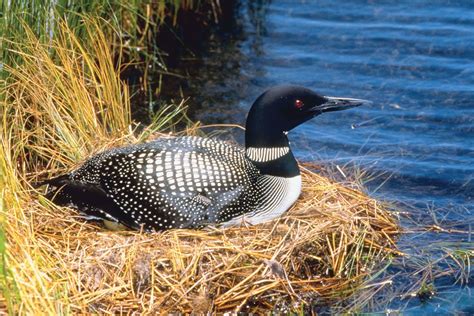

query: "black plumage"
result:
(44, 137), (261, 230)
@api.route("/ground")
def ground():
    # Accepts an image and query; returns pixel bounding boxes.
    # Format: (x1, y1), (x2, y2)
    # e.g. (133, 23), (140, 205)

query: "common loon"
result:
(39, 85), (369, 231)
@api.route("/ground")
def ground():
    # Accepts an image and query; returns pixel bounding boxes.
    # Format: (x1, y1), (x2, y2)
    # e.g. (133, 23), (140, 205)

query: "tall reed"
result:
(1, 0), (223, 83)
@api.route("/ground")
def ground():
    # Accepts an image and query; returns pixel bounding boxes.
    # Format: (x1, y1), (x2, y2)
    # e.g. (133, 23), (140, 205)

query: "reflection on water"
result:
(143, 0), (473, 313)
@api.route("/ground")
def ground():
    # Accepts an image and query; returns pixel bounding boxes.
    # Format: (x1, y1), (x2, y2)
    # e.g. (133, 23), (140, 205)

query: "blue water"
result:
(167, 0), (474, 313)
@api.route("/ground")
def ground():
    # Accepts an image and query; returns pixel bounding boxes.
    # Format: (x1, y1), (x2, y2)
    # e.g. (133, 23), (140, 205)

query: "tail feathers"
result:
(38, 177), (137, 230)
(33, 174), (71, 188)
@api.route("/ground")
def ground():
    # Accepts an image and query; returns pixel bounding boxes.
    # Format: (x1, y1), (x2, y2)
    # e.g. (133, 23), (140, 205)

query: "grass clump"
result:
(0, 16), (399, 315)
(1, 0), (227, 89)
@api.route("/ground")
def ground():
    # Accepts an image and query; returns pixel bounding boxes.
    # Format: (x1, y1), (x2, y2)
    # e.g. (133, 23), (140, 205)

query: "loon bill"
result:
(38, 85), (370, 231)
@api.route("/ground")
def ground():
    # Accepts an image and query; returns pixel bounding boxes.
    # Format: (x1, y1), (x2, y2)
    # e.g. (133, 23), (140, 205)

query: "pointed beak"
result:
(312, 96), (372, 114)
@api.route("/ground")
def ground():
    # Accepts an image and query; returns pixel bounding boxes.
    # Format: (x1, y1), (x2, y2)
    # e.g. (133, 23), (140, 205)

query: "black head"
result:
(244, 85), (370, 177)
(246, 85), (370, 135)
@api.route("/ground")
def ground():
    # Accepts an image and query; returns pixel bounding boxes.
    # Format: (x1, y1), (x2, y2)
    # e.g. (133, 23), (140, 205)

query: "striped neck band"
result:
(245, 146), (290, 162)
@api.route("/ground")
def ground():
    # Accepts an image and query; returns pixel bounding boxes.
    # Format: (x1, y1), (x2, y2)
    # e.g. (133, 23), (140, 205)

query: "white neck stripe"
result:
(246, 147), (290, 162)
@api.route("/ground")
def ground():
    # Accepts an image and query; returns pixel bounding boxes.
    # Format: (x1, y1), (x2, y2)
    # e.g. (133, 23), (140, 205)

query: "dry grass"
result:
(0, 16), (399, 314)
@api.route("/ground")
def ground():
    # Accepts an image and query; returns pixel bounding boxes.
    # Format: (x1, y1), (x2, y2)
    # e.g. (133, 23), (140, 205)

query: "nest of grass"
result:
(24, 163), (398, 314)
(1, 16), (399, 314)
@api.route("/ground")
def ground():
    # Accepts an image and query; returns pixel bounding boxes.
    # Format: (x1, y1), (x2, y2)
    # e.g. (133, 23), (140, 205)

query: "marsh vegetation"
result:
(1, 0), (470, 314)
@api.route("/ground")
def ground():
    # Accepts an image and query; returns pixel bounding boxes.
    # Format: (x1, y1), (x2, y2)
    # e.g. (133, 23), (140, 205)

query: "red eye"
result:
(294, 99), (304, 109)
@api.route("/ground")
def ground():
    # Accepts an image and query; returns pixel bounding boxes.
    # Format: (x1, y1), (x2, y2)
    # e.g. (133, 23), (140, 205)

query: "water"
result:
(149, 0), (474, 313)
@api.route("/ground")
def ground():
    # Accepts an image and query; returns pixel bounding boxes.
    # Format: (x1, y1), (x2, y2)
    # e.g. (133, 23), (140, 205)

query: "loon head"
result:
(246, 85), (370, 137)
(245, 85), (370, 177)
